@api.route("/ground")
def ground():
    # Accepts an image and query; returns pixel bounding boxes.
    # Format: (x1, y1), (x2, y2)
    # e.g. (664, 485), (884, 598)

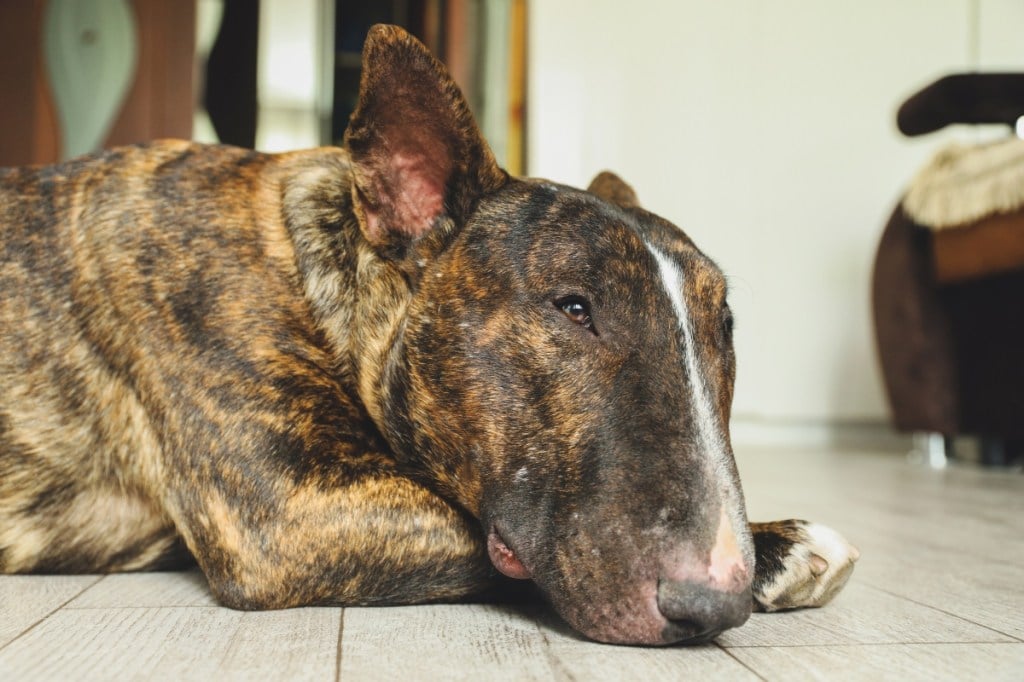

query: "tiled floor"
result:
(1, 447), (1022, 681)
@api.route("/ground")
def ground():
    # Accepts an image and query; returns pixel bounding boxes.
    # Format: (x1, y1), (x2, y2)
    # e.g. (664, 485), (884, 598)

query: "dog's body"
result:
(0, 26), (857, 645)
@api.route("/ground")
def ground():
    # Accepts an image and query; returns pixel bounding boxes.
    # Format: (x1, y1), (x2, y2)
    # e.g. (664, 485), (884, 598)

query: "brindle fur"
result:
(0, 140), (494, 605)
(0, 25), (855, 644)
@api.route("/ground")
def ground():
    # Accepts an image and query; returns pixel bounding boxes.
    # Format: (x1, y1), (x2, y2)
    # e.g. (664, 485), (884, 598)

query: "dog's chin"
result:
(484, 523), (742, 646)
(551, 589), (732, 647)
(484, 535), (736, 646)
(551, 586), (678, 646)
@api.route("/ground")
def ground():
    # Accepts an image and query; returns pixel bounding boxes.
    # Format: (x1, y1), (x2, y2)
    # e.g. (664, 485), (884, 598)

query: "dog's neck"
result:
(279, 151), (459, 486)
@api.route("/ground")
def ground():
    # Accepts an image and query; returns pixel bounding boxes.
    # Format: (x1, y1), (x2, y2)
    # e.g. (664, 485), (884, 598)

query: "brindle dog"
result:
(0, 25), (857, 645)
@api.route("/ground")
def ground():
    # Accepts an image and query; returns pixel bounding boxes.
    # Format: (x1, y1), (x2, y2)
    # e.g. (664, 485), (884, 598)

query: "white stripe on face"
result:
(644, 243), (724, 461)
(645, 241), (754, 571)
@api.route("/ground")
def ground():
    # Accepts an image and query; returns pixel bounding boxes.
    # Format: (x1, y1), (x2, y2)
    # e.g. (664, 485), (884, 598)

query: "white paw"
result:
(755, 521), (859, 612)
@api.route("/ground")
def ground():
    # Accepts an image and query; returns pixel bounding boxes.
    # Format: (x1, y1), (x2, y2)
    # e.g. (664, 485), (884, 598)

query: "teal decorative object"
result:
(43, 0), (138, 159)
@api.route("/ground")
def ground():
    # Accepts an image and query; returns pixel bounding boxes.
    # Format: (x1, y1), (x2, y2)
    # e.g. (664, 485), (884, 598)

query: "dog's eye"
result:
(555, 296), (597, 335)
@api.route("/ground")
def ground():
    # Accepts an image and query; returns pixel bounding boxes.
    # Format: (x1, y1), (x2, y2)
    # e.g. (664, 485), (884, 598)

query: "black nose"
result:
(656, 579), (752, 643)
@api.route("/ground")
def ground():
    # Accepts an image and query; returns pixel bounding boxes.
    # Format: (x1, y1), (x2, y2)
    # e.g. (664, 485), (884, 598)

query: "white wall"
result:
(528, 0), (1024, 426)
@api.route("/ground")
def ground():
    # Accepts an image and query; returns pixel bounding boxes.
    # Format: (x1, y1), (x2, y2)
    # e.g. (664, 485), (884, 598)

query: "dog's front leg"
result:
(168, 462), (495, 610)
(749, 520), (860, 612)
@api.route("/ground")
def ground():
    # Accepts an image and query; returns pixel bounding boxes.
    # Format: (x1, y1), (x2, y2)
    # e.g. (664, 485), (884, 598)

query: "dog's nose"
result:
(654, 507), (753, 642)
(656, 578), (752, 643)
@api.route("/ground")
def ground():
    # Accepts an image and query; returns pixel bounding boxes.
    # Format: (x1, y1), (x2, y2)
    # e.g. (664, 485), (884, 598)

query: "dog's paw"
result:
(750, 519), (859, 613)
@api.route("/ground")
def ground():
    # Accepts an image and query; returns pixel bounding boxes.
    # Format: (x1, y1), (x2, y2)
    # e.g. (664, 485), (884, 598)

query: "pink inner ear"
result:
(388, 149), (446, 238)
(359, 121), (455, 243)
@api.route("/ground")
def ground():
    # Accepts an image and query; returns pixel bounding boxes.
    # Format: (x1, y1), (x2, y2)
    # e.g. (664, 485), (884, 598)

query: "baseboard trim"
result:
(729, 417), (912, 452)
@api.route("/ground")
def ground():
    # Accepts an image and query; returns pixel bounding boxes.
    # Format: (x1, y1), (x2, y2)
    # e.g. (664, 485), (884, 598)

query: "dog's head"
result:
(346, 25), (753, 645)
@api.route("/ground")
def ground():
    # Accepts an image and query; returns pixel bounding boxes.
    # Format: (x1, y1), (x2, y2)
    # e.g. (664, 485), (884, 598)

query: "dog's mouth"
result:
(486, 526), (531, 579)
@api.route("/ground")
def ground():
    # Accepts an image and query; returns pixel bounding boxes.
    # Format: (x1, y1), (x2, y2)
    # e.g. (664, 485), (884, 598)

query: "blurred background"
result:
(1, 0), (1022, 459)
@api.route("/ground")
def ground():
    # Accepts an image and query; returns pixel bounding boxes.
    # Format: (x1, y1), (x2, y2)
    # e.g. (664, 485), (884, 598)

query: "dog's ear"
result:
(587, 171), (641, 209)
(344, 24), (507, 256)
